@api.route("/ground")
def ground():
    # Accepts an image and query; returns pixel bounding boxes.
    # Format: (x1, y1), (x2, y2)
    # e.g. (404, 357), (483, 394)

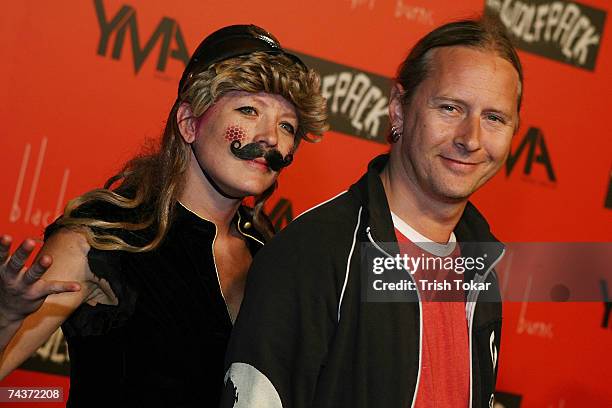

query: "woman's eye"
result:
(280, 122), (296, 135)
(237, 106), (257, 115)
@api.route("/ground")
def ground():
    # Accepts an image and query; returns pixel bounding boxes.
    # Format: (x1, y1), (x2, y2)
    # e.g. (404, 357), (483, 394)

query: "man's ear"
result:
(177, 102), (197, 143)
(389, 83), (405, 132)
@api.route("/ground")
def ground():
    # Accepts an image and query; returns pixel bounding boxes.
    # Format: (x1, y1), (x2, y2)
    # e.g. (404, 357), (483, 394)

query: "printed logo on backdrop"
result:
(485, 0), (607, 71)
(94, 0), (189, 75)
(294, 53), (391, 143)
(506, 127), (556, 184)
(9, 137), (70, 228)
(348, 0), (376, 10)
(394, 0), (435, 26)
(20, 329), (70, 376)
(516, 289), (554, 338)
(493, 391), (522, 407)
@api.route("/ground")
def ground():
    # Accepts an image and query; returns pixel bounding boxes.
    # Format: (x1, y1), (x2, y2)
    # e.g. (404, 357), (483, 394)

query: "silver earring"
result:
(390, 126), (402, 143)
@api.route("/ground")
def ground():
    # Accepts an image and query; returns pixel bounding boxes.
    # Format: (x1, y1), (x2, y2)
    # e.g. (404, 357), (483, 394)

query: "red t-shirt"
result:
(394, 227), (470, 408)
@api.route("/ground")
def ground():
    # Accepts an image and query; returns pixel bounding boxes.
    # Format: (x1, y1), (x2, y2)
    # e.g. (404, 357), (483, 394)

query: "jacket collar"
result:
(175, 202), (265, 248)
(349, 154), (397, 244)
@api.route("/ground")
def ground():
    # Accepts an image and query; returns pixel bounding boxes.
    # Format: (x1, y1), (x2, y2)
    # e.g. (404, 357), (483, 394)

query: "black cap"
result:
(178, 24), (306, 95)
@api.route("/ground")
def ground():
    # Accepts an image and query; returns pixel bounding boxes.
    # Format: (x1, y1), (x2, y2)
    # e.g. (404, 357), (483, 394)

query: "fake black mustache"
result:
(230, 140), (293, 172)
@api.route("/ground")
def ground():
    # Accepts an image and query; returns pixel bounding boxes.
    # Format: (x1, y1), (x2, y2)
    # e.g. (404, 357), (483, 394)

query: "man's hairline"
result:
(398, 45), (522, 131)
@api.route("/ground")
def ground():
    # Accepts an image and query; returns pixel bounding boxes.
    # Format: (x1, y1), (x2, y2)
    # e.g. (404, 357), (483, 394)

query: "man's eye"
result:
(441, 105), (457, 113)
(486, 114), (505, 124)
(237, 106), (257, 115)
(280, 122), (296, 135)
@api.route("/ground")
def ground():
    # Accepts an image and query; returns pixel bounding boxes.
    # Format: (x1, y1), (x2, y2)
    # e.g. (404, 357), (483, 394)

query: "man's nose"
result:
(453, 114), (482, 152)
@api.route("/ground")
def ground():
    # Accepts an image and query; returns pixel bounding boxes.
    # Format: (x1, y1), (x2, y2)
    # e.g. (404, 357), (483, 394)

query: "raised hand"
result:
(0, 235), (81, 325)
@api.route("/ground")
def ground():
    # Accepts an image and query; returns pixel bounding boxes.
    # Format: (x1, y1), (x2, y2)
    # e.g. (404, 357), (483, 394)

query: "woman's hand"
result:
(0, 235), (81, 326)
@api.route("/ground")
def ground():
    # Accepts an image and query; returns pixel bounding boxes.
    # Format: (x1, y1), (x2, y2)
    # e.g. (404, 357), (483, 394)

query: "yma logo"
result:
(94, 0), (190, 74)
(506, 127), (556, 182)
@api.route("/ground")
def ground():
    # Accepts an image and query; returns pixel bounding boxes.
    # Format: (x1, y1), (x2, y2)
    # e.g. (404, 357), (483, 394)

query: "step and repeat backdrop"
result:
(0, 0), (610, 406)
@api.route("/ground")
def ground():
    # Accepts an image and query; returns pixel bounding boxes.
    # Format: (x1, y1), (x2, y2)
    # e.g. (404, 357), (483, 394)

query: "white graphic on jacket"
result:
(223, 362), (283, 408)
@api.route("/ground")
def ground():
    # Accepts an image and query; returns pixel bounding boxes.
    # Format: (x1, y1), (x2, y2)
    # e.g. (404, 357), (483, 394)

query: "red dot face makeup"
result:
(224, 125), (247, 143)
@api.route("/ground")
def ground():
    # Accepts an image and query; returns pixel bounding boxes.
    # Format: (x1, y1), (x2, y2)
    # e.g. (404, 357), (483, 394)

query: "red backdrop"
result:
(1, 0), (610, 406)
